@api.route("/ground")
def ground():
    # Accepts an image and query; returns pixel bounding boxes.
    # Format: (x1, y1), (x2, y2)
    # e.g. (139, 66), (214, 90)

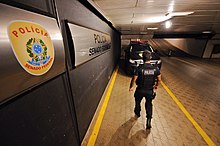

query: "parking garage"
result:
(0, 0), (219, 146)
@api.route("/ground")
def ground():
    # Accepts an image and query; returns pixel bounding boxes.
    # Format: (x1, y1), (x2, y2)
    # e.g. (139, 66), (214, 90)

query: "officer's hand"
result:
(129, 88), (133, 93)
(152, 92), (156, 100)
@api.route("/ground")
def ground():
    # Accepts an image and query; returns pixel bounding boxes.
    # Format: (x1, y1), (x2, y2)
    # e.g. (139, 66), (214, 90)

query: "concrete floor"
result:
(82, 57), (220, 146)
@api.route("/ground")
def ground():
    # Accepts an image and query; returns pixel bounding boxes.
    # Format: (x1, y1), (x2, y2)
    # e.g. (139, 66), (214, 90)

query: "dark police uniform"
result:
(134, 63), (160, 119)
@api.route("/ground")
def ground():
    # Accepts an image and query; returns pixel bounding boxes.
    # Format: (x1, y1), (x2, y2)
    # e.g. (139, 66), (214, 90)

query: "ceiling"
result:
(88, 0), (220, 39)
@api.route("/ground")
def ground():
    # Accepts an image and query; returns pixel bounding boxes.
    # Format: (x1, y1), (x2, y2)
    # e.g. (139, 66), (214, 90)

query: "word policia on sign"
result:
(94, 34), (107, 44)
(89, 34), (111, 56)
(67, 22), (112, 66)
(11, 26), (48, 38)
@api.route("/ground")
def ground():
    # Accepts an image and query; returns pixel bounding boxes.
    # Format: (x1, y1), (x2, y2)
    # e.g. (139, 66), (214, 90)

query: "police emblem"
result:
(26, 38), (50, 66)
(8, 21), (55, 76)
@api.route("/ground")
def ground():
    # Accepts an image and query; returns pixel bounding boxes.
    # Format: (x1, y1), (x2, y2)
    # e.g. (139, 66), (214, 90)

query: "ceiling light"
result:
(165, 21), (172, 28)
(168, 11), (194, 17)
(142, 11), (193, 24)
(147, 27), (158, 30)
(202, 31), (212, 33)
(145, 15), (171, 23)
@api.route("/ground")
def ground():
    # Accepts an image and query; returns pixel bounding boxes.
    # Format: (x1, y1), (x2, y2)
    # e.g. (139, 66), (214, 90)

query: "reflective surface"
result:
(0, 3), (65, 102)
(68, 23), (111, 67)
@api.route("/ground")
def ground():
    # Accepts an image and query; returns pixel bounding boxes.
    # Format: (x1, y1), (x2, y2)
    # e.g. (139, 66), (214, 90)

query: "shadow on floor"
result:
(108, 116), (150, 146)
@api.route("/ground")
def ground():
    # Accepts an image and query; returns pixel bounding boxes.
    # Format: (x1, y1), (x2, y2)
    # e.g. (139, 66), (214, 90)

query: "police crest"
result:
(26, 38), (50, 66)
(8, 21), (55, 76)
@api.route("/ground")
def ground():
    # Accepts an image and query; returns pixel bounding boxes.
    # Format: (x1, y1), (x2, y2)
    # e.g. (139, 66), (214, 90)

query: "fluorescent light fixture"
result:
(145, 15), (171, 23)
(147, 27), (158, 30)
(168, 11), (194, 17)
(202, 31), (212, 33)
(165, 21), (172, 28)
(143, 11), (193, 23)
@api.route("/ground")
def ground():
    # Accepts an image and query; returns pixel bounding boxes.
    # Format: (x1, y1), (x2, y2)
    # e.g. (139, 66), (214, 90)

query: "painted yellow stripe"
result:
(161, 81), (216, 146)
(87, 67), (119, 146)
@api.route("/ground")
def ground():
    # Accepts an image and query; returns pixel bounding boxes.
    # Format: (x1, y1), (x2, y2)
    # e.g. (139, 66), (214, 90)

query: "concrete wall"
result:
(203, 40), (220, 58)
(165, 38), (207, 57)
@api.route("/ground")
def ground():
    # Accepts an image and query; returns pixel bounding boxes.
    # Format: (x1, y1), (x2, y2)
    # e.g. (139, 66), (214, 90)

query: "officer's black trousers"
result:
(134, 89), (153, 119)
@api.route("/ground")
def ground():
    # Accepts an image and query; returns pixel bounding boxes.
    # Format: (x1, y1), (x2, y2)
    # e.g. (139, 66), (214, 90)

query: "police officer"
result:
(129, 50), (161, 129)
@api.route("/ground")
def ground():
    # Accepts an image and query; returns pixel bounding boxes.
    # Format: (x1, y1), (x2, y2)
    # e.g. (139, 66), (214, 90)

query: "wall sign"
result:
(68, 23), (111, 66)
(8, 21), (55, 76)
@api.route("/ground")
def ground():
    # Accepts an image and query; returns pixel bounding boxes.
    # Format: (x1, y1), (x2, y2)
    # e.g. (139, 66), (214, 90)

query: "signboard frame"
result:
(67, 22), (111, 67)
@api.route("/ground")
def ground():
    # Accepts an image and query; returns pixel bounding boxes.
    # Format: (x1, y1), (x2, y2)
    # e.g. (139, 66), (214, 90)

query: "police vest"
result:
(136, 65), (158, 90)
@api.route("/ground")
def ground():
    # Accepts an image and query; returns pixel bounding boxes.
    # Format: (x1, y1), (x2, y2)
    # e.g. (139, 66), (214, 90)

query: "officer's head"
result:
(143, 50), (152, 62)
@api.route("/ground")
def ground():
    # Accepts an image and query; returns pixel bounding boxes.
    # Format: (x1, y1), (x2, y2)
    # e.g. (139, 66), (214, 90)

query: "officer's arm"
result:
(154, 74), (161, 89)
(129, 75), (138, 92)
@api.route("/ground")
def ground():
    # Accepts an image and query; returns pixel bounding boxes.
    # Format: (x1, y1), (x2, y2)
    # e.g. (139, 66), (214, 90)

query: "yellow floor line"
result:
(87, 67), (119, 146)
(161, 81), (216, 146)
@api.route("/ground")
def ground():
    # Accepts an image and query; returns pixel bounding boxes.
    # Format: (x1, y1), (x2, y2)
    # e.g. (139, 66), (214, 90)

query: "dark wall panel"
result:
(55, 0), (120, 141)
(11, 0), (54, 14)
(112, 30), (121, 64)
(70, 52), (114, 140)
(0, 75), (78, 146)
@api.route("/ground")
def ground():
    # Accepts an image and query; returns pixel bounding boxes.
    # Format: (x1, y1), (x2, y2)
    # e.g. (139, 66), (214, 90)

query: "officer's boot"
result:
(146, 118), (152, 129)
